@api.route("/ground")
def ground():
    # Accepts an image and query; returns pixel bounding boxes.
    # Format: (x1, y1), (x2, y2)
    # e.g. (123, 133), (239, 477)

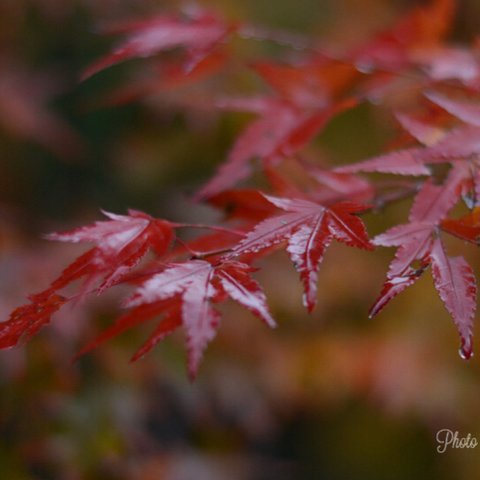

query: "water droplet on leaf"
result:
(354, 60), (375, 74)
(459, 345), (473, 360)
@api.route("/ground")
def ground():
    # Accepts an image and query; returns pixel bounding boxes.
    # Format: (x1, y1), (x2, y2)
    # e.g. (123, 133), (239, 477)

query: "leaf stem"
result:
(174, 223), (245, 237)
(174, 237), (234, 260)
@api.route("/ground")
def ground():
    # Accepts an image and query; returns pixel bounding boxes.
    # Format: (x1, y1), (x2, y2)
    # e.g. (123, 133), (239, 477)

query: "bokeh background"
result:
(1, 0), (480, 478)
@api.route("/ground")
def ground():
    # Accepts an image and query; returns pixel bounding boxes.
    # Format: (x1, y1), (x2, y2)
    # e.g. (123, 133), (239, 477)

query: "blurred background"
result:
(1, 0), (480, 478)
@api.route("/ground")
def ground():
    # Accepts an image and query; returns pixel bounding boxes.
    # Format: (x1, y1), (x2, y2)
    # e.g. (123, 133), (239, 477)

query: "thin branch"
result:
(174, 222), (245, 237)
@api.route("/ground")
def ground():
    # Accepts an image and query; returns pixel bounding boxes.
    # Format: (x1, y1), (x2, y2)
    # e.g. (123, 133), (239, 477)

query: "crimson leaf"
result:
(83, 10), (237, 80)
(46, 209), (174, 294)
(232, 195), (373, 311)
(430, 238), (477, 359)
(124, 259), (274, 378)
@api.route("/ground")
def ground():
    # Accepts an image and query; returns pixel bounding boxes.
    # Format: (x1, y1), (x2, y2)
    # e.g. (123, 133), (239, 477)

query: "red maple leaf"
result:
(46, 209), (175, 294)
(231, 195), (373, 311)
(413, 47), (480, 84)
(335, 109), (480, 180)
(101, 51), (228, 106)
(121, 259), (275, 378)
(196, 98), (356, 199)
(0, 210), (176, 350)
(430, 237), (477, 359)
(368, 165), (476, 358)
(82, 9), (238, 80)
(0, 292), (67, 349)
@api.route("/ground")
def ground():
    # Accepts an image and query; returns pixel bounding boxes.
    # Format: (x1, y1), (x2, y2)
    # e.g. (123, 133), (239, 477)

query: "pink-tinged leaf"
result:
(373, 175), (450, 278)
(395, 112), (446, 146)
(124, 260), (218, 378)
(335, 148), (430, 176)
(230, 196), (321, 257)
(97, 241), (151, 292)
(429, 238), (477, 359)
(233, 196), (372, 311)
(373, 223), (432, 248)
(181, 266), (219, 379)
(425, 91), (480, 126)
(409, 167), (465, 224)
(83, 12), (237, 80)
(232, 211), (310, 255)
(370, 163), (469, 318)
(369, 268), (425, 318)
(0, 292), (67, 348)
(263, 194), (326, 213)
(217, 261), (276, 327)
(373, 166), (464, 259)
(385, 233), (432, 279)
(125, 258), (277, 376)
(48, 210), (150, 249)
(262, 194), (318, 213)
(413, 47), (480, 83)
(47, 210), (174, 295)
(370, 230), (432, 317)
(286, 215), (331, 311)
(126, 261), (211, 307)
(103, 51), (228, 106)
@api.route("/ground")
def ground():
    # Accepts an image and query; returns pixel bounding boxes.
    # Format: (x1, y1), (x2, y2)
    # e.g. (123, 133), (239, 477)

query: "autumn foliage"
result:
(3, 0), (480, 378)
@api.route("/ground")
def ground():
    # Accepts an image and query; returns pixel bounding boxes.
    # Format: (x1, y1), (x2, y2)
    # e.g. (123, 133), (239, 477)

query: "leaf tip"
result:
(368, 303), (381, 320)
(459, 336), (473, 360)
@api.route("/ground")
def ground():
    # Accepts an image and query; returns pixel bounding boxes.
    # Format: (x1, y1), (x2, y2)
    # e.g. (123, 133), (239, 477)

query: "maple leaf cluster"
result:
(2, 0), (480, 377)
